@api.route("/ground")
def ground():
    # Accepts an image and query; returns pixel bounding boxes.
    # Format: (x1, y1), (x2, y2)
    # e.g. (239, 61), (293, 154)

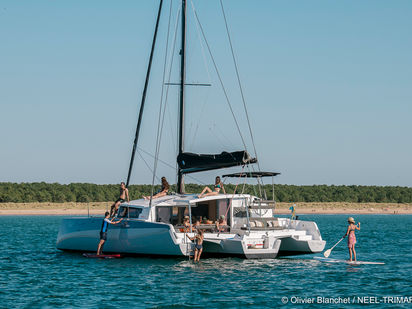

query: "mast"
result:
(177, 0), (187, 194)
(125, 0), (163, 188)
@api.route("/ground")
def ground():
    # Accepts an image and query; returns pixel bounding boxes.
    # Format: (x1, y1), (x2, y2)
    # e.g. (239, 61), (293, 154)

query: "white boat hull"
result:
(278, 237), (326, 256)
(201, 234), (282, 259)
(56, 218), (190, 257)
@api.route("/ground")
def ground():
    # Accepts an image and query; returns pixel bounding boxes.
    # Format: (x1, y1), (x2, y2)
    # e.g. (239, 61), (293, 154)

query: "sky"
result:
(0, 0), (411, 187)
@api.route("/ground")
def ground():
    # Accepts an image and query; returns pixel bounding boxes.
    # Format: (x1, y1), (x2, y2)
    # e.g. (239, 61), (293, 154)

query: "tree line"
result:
(0, 182), (411, 203)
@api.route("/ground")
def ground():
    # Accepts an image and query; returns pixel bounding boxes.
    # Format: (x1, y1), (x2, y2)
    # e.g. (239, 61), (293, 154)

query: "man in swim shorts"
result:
(97, 211), (123, 255)
(110, 182), (130, 217)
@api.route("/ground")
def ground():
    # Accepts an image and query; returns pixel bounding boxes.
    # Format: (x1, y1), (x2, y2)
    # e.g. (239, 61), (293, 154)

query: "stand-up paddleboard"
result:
(83, 253), (122, 259)
(314, 256), (384, 265)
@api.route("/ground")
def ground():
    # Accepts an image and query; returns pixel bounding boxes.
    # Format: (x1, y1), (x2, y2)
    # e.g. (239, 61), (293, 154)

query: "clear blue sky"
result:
(1, 0), (411, 187)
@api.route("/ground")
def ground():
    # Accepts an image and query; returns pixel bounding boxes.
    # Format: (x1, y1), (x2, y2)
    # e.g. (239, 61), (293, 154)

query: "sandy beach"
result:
(0, 201), (411, 215)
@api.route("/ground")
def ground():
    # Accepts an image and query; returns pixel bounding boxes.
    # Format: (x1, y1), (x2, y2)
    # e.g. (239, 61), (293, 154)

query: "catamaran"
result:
(57, 0), (326, 258)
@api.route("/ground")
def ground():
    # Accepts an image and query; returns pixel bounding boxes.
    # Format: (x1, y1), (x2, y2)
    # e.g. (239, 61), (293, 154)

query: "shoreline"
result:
(0, 202), (411, 215)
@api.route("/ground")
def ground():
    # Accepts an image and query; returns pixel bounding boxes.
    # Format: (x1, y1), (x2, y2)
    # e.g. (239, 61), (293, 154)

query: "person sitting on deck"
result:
(216, 215), (227, 232)
(202, 217), (213, 225)
(110, 182), (130, 217)
(198, 176), (226, 198)
(193, 219), (201, 230)
(97, 211), (123, 255)
(143, 177), (170, 200)
(186, 230), (204, 262)
(180, 216), (191, 233)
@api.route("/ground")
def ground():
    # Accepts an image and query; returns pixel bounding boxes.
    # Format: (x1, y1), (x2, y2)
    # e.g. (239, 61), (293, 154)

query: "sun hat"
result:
(348, 217), (355, 224)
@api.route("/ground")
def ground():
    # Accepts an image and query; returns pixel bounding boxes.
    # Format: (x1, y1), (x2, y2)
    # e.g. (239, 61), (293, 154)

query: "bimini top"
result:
(222, 171), (281, 178)
(177, 150), (257, 174)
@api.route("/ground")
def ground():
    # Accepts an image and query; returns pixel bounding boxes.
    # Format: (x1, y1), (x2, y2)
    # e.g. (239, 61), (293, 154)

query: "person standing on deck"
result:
(97, 211), (123, 255)
(289, 204), (296, 220)
(343, 217), (361, 262)
(110, 182), (130, 217)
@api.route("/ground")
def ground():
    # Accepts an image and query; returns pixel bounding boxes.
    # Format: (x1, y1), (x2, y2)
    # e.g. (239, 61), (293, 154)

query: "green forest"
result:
(0, 182), (411, 203)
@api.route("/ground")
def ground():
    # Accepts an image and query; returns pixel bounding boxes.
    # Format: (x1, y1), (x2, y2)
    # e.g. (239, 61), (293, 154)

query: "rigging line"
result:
(188, 89), (211, 149)
(189, 0), (212, 82)
(137, 150), (161, 183)
(191, 4), (248, 152)
(212, 120), (237, 149)
(165, 6), (182, 155)
(219, 0), (261, 170)
(219, 0), (265, 193)
(207, 123), (234, 150)
(246, 165), (259, 197)
(126, 0), (164, 187)
(150, 0), (174, 205)
(218, 0), (265, 192)
(136, 146), (208, 185)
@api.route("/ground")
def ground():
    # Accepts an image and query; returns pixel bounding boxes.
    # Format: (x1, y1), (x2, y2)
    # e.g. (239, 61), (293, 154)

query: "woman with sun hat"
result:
(344, 217), (361, 261)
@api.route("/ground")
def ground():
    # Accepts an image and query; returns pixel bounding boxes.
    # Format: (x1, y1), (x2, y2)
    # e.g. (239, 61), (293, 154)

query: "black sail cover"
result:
(177, 151), (257, 174)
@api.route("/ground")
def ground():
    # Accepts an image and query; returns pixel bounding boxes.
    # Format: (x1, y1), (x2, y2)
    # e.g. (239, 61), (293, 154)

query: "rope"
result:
(165, 5), (182, 155)
(219, 0), (268, 194)
(150, 0), (174, 205)
(219, 0), (261, 171)
(136, 146), (208, 186)
(187, 0), (213, 149)
(136, 150), (161, 183)
(191, 3), (248, 152)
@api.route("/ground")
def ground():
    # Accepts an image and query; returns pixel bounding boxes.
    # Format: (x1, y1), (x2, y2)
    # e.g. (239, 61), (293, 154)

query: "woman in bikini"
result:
(186, 230), (204, 262)
(180, 216), (191, 233)
(198, 176), (226, 198)
(343, 217), (361, 262)
(143, 177), (170, 200)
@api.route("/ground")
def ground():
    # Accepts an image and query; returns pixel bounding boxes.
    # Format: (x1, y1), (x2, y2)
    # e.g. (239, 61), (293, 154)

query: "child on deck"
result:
(343, 217), (361, 262)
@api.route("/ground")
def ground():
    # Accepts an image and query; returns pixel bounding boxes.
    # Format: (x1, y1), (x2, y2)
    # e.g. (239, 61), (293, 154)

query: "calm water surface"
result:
(0, 215), (411, 308)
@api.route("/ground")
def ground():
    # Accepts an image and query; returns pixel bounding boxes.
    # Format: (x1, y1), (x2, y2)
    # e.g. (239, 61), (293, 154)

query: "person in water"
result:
(97, 211), (123, 255)
(143, 177), (170, 200)
(110, 182), (130, 217)
(343, 217), (361, 262)
(198, 176), (226, 198)
(186, 230), (204, 262)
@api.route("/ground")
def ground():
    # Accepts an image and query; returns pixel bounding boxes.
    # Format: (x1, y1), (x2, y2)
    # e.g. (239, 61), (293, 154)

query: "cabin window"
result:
(191, 203), (209, 219)
(118, 206), (143, 219)
(233, 207), (247, 218)
(156, 207), (172, 224)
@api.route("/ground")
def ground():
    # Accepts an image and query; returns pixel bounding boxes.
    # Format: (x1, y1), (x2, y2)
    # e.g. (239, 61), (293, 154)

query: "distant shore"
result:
(0, 202), (411, 215)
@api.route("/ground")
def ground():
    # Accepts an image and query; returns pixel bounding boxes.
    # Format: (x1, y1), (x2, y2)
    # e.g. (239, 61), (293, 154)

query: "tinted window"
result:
(118, 207), (143, 218)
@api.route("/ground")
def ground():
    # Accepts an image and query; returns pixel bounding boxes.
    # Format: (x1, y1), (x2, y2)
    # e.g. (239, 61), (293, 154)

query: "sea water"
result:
(0, 215), (411, 308)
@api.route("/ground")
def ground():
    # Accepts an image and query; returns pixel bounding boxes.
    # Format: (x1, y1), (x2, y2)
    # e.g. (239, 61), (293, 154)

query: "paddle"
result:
(323, 237), (344, 258)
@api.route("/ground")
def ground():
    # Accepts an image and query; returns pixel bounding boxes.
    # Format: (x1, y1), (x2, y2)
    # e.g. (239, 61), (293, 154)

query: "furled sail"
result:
(177, 151), (257, 174)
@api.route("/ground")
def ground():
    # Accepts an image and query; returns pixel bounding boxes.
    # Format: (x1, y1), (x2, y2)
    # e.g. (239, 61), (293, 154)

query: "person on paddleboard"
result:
(343, 217), (360, 262)
(110, 182), (130, 217)
(97, 211), (123, 255)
